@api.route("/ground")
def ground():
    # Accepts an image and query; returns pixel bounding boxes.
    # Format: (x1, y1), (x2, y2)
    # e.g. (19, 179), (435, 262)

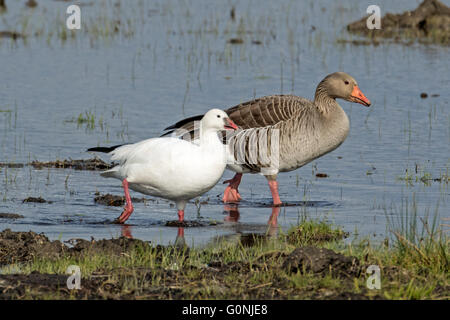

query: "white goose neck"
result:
(199, 128), (221, 146)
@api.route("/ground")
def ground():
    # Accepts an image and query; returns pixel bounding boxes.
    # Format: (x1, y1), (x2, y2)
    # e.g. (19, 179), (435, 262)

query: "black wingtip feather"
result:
(160, 130), (175, 137)
(163, 114), (204, 131)
(87, 144), (127, 153)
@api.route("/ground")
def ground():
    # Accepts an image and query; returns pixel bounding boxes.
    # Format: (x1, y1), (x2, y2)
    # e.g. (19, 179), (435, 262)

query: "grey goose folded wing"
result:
(225, 95), (304, 129)
(161, 95), (305, 138)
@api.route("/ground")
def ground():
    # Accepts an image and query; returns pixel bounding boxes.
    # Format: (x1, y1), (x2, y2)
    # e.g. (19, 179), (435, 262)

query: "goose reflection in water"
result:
(120, 205), (281, 244)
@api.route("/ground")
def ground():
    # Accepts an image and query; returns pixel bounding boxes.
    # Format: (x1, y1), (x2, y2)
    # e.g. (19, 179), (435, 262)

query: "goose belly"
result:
(126, 160), (226, 200)
(280, 123), (349, 172)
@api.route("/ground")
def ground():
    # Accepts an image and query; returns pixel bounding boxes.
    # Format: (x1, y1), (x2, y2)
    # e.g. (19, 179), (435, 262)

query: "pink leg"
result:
(268, 180), (282, 206)
(267, 206), (281, 237)
(268, 206), (280, 227)
(121, 225), (133, 239)
(223, 204), (240, 222)
(114, 179), (134, 224)
(222, 173), (243, 203)
(178, 210), (184, 222)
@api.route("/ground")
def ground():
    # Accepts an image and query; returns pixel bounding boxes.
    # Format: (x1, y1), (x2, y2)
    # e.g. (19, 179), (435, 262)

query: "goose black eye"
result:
(344, 81), (349, 85)
(217, 115), (221, 118)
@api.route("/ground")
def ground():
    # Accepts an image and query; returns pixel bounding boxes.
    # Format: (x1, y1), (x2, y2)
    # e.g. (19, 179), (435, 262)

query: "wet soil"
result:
(94, 193), (147, 206)
(22, 197), (50, 204)
(0, 229), (443, 299)
(0, 213), (24, 220)
(0, 229), (153, 266)
(0, 229), (66, 266)
(164, 220), (220, 227)
(0, 163), (24, 168)
(30, 158), (113, 171)
(0, 158), (113, 171)
(0, 31), (23, 40)
(0, 272), (105, 299)
(347, 0), (450, 45)
(282, 246), (361, 278)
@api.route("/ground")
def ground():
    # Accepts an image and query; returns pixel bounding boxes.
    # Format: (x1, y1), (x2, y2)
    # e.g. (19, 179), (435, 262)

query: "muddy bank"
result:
(165, 220), (220, 227)
(22, 197), (51, 204)
(0, 229), (373, 299)
(94, 193), (147, 206)
(0, 229), (152, 266)
(30, 158), (113, 170)
(347, 0), (450, 45)
(0, 229), (66, 266)
(0, 162), (24, 168)
(0, 158), (113, 171)
(0, 229), (446, 299)
(0, 213), (24, 220)
(282, 246), (361, 278)
(0, 31), (23, 40)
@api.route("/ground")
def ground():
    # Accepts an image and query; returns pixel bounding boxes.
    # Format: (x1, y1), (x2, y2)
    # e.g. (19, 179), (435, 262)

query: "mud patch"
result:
(165, 220), (221, 227)
(315, 173), (329, 178)
(0, 31), (23, 40)
(0, 213), (24, 220)
(0, 229), (66, 266)
(94, 193), (147, 206)
(30, 158), (113, 171)
(0, 229), (156, 266)
(0, 163), (24, 168)
(228, 38), (244, 44)
(0, 272), (108, 299)
(282, 246), (361, 278)
(67, 237), (152, 256)
(347, 0), (450, 45)
(23, 197), (51, 204)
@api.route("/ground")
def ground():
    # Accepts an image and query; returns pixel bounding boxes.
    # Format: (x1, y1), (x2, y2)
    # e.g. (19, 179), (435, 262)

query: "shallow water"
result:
(0, 0), (449, 246)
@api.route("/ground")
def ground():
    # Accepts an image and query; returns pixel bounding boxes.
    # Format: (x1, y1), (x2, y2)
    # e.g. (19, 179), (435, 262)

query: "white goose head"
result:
(201, 109), (238, 133)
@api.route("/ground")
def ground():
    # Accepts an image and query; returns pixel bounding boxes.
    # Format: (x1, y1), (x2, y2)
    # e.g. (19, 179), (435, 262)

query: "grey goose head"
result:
(316, 72), (371, 107)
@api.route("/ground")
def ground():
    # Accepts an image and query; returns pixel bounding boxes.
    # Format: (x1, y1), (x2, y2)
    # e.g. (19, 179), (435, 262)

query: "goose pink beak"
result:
(224, 118), (238, 130)
(350, 86), (371, 107)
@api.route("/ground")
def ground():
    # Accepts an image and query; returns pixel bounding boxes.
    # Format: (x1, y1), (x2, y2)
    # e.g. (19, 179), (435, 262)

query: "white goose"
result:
(89, 109), (238, 224)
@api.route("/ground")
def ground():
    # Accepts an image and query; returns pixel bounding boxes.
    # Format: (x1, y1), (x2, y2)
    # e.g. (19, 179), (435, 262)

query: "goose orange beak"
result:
(350, 86), (371, 107)
(224, 118), (238, 130)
